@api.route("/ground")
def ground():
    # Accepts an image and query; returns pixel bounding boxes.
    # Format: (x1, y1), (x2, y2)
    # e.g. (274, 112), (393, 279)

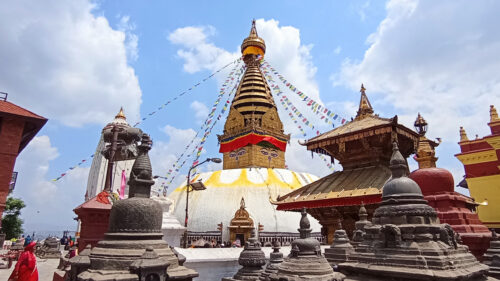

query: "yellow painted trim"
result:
(486, 135), (500, 149)
(456, 149), (498, 165)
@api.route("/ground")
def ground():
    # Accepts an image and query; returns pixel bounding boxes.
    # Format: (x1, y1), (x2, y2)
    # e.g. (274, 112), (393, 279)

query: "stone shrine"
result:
(338, 143), (492, 281)
(259, 240), (284, 281)
(324, 223), (354, 269)
(483, 231), (500, 279)
(77, 133), (197, 281)
(269, 209), (345, 281)
(151, 196), (185, 247)
(222, 230), (266, 281)
(37, 237), (62, 259)
(350, 205), (371, 248)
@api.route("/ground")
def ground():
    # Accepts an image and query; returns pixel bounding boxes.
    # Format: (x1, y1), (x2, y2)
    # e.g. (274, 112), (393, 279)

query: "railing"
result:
(0, 92), (7, 101)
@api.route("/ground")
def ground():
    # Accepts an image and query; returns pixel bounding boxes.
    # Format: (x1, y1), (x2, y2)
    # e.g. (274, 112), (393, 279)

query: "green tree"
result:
(2, 197), (26, 240)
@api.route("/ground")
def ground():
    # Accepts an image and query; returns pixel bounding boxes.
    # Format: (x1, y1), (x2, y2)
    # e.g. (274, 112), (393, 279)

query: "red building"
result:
(409, 113), (491, 260)
(0, 93), (47, 231)
(73, 196), (111, 252)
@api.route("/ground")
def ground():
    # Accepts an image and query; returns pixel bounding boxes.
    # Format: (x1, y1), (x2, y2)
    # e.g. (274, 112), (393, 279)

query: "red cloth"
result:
(219, 133), (287, 153)
(96, 191), (111, 204)
(9, 242), (38, 281)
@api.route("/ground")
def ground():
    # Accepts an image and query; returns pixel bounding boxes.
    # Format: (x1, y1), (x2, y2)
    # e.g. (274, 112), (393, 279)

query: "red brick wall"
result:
(0, 117), (26, 228)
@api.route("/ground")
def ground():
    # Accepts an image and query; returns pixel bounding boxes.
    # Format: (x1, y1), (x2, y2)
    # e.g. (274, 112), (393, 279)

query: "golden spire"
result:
(414, 113), (438, 169)
(115, 107), (126, 120)
(355, 84), (374, 119)
(459, 126), (469, 142)
(241, 19), (266, 58)
(490, 105), (499, 122)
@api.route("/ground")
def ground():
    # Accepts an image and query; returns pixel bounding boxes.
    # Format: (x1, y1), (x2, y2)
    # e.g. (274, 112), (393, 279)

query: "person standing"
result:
(8, 241), (38, 281)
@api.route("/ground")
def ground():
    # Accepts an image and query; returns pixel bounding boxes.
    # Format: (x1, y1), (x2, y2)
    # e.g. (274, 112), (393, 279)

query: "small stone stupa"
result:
(222, 230), (266, 281)
(338, 142), (492, 281)
(351, 204), (371, 248)
(77, 133), (198, 281)
(483, 231), (500, 279)
(260, 240), (284, 281)
(324, 222), (354, 270)
(269, 209), (345, 281)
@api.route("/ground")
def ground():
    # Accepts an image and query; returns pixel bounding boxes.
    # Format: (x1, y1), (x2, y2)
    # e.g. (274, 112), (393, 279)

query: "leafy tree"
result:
(2, 197), (26, 240)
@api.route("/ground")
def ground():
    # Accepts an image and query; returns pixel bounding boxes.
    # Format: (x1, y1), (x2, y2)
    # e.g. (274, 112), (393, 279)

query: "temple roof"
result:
(0, 99), (47, 153)
(273, 165), (390, 210)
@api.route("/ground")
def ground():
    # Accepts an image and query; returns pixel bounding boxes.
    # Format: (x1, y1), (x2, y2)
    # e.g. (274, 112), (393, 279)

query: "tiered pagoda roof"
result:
(274, 85), (419, 211)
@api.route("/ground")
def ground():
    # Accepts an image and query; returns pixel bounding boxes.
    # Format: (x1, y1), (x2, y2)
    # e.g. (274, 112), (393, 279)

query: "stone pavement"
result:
(0, 256), (59, 280)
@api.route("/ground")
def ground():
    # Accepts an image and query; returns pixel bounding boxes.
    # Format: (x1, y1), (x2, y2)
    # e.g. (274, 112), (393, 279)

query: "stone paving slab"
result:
(0, 257), (59, 280)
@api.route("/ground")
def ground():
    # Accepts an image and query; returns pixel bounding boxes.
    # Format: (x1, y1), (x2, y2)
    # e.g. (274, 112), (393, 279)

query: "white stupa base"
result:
(162, 227), (185, 247)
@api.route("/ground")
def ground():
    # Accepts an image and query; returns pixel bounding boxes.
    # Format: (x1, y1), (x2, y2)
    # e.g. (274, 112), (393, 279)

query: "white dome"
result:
(168, 168), (321, 235)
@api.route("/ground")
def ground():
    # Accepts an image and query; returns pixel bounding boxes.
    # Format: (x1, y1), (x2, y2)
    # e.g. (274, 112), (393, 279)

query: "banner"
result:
(219, 131), (287, 153)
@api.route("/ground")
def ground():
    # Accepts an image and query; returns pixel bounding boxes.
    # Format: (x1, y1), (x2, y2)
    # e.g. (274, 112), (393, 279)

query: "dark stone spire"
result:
(483, 230), (500, 279)
(351, 204), (371, 247)
(77, 133), (198, 281)
(338, 142), (491, 281)
(222, 230), (266, 281)
(324, 222), (354, 270)
(269, 208), (345, 281)
(260, 240), (283, 281)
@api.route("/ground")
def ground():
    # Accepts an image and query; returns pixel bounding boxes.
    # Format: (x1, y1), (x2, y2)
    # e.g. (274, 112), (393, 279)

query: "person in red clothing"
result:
(8, 241), (38, 281)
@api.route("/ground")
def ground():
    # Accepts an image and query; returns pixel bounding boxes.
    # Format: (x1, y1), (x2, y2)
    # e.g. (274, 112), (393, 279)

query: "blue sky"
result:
(2, 0), (500, 232)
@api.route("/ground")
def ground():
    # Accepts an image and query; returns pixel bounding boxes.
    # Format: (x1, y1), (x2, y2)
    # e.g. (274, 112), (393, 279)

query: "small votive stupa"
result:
(222, 230), (266, 281)
(77, 133), (198, 281)
(269, 209), (345, 281)
(483, 231), (500, 279)
(259, 240), (283, 281)
(324, 222), (354, 269)
(350, 204), (371, 248)
(338, 143), (492, 281)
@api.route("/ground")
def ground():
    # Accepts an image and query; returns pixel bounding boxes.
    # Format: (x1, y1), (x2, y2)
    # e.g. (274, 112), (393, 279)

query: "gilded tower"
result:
(218, 20), (290, 169)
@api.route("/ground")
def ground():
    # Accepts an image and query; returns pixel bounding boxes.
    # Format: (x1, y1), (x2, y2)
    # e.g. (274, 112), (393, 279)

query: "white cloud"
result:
(357, 1), (372, 21)
(117, 15), (139, 62)
(334, 46), (342, 55)
(190, 100), (210, 125)
(286, 138), (332, 178)
(12, 136), (89, 232)
(0, 0), (142, 127)
(332, 0), (500, 191)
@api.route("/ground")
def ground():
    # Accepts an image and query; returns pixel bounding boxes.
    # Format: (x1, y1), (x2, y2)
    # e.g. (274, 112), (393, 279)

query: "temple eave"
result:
(275, 194), (381, 211)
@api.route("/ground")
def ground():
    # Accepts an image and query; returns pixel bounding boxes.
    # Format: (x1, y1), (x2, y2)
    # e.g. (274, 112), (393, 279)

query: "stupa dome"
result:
(382, 143), (423, 198)
(168, 168), (321, 236)
(409, 167), (454, 194)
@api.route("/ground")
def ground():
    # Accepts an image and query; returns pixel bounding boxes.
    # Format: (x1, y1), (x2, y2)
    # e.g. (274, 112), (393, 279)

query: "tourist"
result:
(8, 241), (38, 281)
(23, 235), (31, 247)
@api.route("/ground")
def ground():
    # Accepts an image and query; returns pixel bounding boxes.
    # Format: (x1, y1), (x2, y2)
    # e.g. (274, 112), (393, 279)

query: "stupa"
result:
(324, 222), (354, 269)
(483, 231), (500, 279)
(410, 113), (491, 260)
(269, 208), (345, 281)
(221, 230), (266, 281)
(77, 133), (198, 281)
(338, 143), (492, 281)
(168, 20), (321, 245)
(350, 204), (371, 248)
(259, 240), (284, 281)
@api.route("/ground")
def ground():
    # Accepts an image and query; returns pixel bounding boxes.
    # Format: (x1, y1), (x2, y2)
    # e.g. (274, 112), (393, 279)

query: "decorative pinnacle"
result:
(360, 83), (366, 94)
(250, 19), (258, 37)
(356, 83), (374, 119)
(459, 126), (469, 142)
(359, 203), (368, 220)
(115, 107), (126, 120)
(389, 142), (407, 178)
(490, 105), (499, 122)
(298, 208), (312, 239)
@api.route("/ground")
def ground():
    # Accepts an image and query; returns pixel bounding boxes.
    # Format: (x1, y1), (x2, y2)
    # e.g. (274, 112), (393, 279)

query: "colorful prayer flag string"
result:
(261, 60), (349, 126)
(51, 58), (242, 182)
(161, 63), (246, 190)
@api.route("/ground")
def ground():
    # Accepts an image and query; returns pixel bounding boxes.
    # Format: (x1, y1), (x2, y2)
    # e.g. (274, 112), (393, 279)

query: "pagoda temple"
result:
(168, 21), (322, 245)
(409, 113), (491, 260)
(272, 85), (419, 244)
(456, 105), (500, 230)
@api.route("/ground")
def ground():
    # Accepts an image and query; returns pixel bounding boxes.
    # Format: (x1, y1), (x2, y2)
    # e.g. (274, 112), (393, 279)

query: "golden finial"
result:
(115, 107), (126, 120)
(459, 126), (469, 142)
(241, 19), (266, 58)
(355, 83), (374, 119)
(490, 105), (499, 122)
